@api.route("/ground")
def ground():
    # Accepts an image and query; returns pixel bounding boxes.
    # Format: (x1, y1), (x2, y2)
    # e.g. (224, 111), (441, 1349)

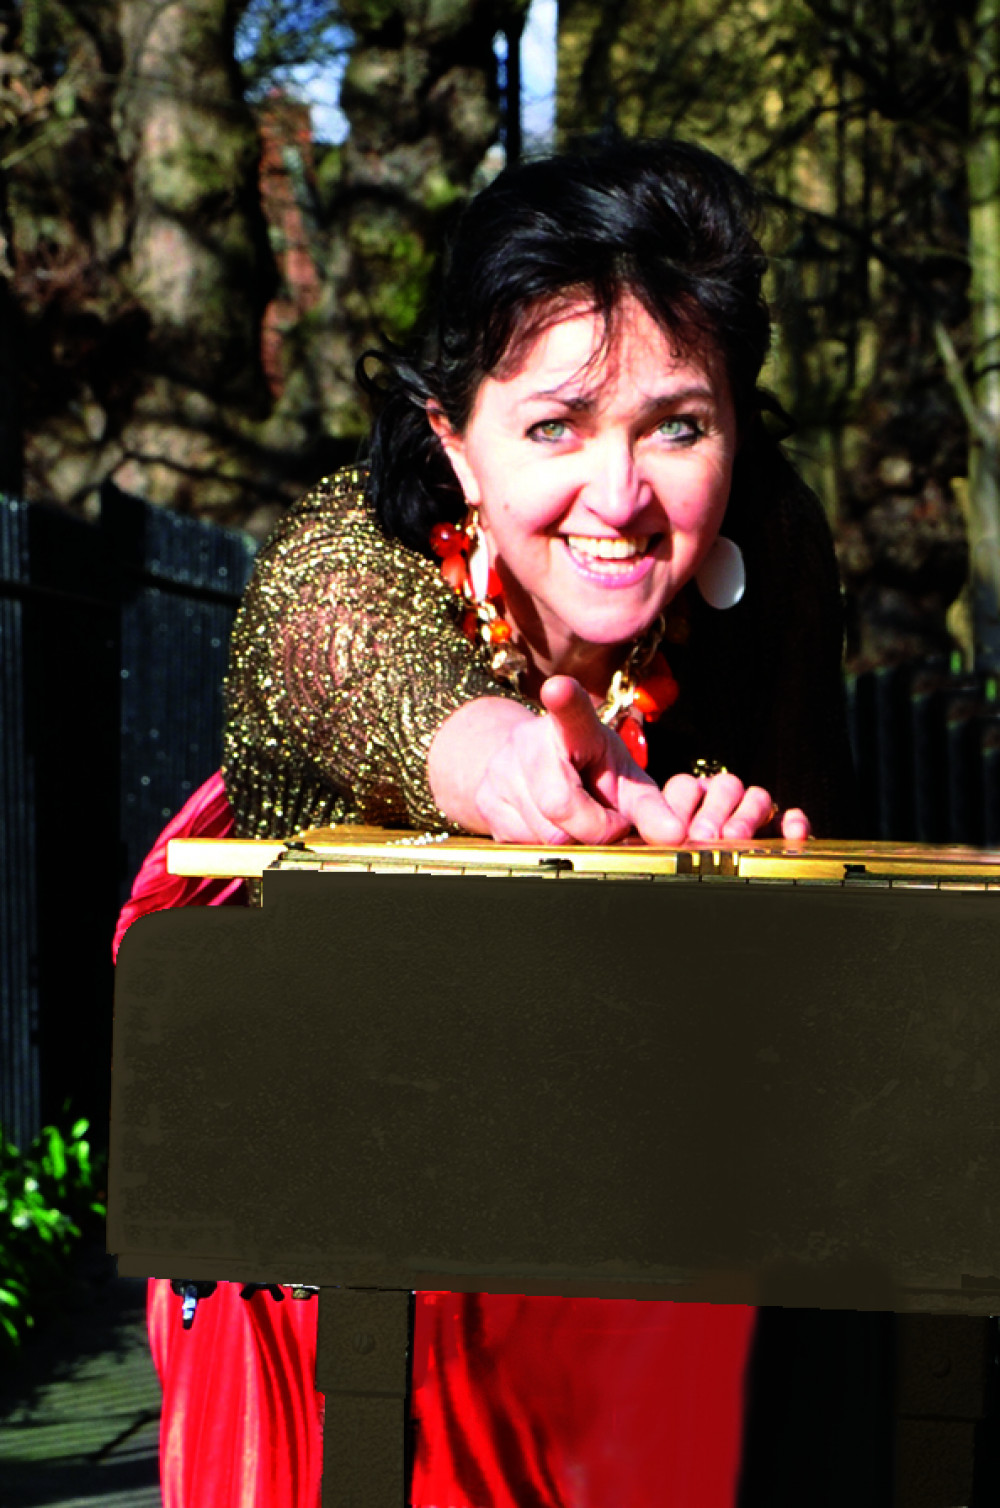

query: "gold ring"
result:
(691, 757), (728, 779)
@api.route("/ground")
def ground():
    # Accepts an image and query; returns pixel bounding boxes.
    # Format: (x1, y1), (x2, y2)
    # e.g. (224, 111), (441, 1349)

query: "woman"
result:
(223, 142), (852, 860)
(124, 138), (889, 1508)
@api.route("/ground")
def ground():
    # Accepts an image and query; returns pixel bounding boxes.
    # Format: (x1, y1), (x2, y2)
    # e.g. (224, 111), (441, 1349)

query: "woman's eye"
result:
(529, 420), (569, 442)
(657, 416), (702, 442)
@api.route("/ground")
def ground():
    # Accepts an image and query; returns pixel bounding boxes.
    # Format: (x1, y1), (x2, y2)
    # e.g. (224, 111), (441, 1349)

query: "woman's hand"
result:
(471, 677), (809, 845)
(429, 675), (810, 845)
(659, 771), (810, 844)
(473, 676), (654, 845)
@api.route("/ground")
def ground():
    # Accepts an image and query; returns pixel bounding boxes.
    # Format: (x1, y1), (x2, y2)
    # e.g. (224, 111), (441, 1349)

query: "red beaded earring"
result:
(429, 511), (527, 684)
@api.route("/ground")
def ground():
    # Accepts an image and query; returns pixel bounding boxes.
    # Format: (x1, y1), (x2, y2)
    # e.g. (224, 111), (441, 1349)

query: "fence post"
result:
(910, 663), (949, 845)
(26, 501), (119, 1140)
(873, 666), (914, 840)
(0, 497), (39, 1151)
(945, 677), (986, 847)
(844, 668), (879, 837)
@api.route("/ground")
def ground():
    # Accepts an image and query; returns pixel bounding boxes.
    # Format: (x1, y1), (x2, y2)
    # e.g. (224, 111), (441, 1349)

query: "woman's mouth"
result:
(562, 534), (659, 584)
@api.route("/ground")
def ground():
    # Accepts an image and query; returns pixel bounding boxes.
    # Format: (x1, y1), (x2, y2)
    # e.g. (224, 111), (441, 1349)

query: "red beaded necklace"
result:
(430, 518), (679, 771)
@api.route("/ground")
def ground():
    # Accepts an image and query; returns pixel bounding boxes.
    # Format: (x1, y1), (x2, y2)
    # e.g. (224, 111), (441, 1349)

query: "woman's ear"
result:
(426, 405), (481, 506)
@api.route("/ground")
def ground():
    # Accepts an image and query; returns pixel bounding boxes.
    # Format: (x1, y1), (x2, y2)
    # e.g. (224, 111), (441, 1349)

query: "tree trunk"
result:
(0, 178), (22, 498)
(967, 0), (1000, 668)
(0, 5), (22, 494)
(4, 0), (128, 510)
(114, 0), (277, 511)
(305, 0), (529, 440)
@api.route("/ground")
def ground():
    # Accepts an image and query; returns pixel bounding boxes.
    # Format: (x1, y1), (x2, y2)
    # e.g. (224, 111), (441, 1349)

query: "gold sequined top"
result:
(222, 443), (859, 848)
(222, 467), (533, 842)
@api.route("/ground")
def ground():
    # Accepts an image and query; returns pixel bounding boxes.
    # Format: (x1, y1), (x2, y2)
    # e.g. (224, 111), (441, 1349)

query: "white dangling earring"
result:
(696, 536), (745, 610)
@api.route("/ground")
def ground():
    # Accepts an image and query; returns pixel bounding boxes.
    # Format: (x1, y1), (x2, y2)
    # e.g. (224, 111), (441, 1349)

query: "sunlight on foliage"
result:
(0, 1118), (107, 1359)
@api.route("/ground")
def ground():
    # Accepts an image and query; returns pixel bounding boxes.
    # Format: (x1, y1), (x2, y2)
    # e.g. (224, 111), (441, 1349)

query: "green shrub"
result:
(0, 1118), (107, 1357)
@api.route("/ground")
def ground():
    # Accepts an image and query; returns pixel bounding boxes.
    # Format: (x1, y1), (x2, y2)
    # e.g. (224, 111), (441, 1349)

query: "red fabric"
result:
(121, 773), (757, 1508)
(115, 771), (324, 1508)
(112, 769), (247, 963)
(410, 1293), (756, 1508)
(149, 1278), (323, 1508)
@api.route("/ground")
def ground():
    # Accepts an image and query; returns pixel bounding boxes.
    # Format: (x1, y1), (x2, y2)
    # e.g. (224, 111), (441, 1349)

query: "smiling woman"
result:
(428, 299), (737, 690)
(129, 138), (883, 1508)
(348, 140), (851, 849)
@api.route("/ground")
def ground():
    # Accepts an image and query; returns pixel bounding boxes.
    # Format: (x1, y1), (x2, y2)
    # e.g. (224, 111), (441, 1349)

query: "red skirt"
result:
(117, 775), (757, 1508)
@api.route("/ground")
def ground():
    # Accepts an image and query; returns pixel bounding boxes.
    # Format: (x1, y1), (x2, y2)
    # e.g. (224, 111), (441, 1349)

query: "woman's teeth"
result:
(565, 535), (649, 561)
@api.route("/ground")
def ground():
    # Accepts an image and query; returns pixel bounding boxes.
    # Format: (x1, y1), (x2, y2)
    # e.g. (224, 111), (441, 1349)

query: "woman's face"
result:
(432, 296), (738, 687)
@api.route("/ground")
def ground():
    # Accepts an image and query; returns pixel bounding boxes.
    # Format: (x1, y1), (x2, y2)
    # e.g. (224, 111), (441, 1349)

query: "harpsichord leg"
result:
(315, 1287), (415, 1508)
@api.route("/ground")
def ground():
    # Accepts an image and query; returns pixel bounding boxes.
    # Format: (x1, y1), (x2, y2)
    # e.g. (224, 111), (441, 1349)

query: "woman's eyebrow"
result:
(518, 383), (717, 410)
(519, 385), (599, 409)
(639, 385), (716, 407)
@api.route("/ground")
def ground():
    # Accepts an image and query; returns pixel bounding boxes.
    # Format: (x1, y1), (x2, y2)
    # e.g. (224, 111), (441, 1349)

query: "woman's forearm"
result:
(427, 696), (539, 832)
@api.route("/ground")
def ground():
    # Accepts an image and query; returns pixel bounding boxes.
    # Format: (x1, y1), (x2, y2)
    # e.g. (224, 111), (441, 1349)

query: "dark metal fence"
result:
(106, 484), (258, 899)
(0, 499), (37, 1154)
(0, 484), (256, 1151)
(845, 660), (1000, 846)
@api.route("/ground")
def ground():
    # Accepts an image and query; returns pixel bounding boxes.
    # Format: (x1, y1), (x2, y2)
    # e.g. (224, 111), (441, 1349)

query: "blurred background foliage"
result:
(0, 0), (998, 670)
(0, 1118), (106, 1356)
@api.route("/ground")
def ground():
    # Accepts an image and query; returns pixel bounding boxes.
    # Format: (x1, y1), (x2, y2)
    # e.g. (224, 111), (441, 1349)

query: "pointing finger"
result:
(539, 676), (613, 769)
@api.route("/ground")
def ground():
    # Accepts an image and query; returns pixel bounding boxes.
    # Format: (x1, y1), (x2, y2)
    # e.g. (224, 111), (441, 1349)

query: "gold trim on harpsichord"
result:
(165, 827), (1000, 887)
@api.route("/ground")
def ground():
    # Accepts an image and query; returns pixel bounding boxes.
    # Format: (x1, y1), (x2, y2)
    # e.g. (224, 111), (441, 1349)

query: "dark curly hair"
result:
(358, 138), (776, 553)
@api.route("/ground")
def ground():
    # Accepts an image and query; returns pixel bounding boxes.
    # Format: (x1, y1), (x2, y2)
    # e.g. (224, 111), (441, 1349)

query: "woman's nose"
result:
(583, 439), (650, 523)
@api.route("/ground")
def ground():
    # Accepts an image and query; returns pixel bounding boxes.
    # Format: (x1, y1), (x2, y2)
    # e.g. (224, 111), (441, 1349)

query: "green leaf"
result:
(44, 1129), (67, 1184)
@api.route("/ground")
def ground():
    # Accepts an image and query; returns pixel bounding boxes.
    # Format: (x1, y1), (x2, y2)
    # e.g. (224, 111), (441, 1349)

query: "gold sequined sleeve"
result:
(222, 470), (536, 840)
